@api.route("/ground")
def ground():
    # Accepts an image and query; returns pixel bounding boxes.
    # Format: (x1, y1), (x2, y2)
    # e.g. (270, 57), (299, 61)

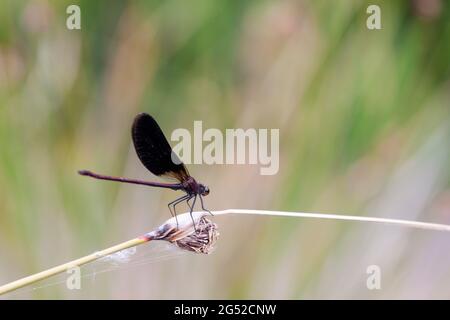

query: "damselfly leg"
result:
(200, 195), (213, 217)
(167, 194), (190, 228)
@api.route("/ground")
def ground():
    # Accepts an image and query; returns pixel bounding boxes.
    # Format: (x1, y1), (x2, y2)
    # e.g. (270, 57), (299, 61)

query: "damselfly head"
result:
(200, 184), (210, 196)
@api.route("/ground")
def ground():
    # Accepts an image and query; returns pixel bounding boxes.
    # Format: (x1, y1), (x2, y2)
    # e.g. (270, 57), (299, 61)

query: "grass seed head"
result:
(150, 212), (219, 254)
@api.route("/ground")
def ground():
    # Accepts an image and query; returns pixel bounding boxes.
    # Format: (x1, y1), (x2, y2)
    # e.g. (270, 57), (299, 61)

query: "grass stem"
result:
(1, 208), (449, 296)
(0, 237), (148, 296)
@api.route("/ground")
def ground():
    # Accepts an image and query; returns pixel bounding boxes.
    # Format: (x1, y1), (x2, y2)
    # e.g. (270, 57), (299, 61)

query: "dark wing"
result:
(132, 113), (189, 182)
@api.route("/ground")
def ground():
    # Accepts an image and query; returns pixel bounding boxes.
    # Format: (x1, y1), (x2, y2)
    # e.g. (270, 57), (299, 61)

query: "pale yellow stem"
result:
(212, 209), (450, 232)
(0, 237), (148, 296)
(2, 208), (450, 296)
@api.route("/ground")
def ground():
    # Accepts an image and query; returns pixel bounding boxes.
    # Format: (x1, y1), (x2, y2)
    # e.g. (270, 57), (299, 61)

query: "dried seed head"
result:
(173, 216), (219, 254)
(148, 212), (219, 254)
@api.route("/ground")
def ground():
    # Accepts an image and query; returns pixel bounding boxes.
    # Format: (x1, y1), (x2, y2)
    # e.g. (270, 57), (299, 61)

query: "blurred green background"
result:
(0, 0), (449, 299)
